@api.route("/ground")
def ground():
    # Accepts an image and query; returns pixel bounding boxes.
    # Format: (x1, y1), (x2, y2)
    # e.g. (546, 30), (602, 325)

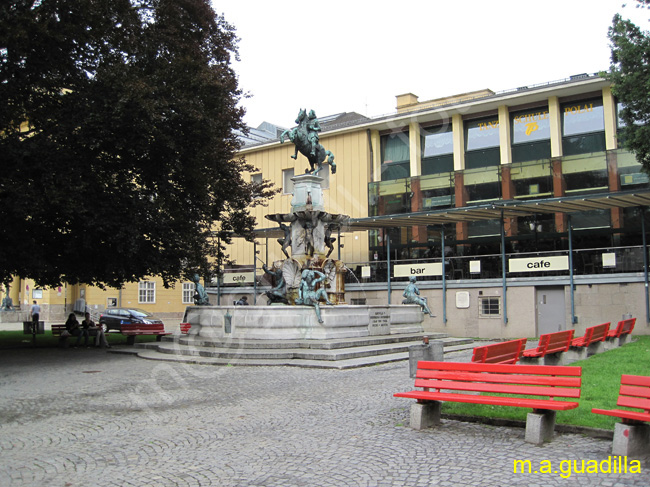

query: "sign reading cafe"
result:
(508, 256), (569, 273)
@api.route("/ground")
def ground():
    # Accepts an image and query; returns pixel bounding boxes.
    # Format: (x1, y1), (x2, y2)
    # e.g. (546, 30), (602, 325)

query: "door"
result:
(536, 287), (566, 335)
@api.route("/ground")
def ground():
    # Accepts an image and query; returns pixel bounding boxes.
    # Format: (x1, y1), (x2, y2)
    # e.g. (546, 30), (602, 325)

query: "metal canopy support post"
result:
(337, 227), (342, 261)
(642, 207), (649, 325)
(568, 215), (577, 324)
(253, 240), (257, 302)
(441, 225), (447, 324)
(217, 236), (222, 305)
(387, 232), (391, 304)
(500, 211), (508, 325)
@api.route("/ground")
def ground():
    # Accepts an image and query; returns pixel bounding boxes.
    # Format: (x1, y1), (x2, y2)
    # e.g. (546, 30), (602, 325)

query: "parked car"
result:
(99, 308), (165, 333)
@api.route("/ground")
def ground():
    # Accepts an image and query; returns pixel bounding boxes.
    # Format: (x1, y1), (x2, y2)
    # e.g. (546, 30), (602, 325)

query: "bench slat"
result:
(394, 391), (579, 411)
(592, 408), (650, 423)
(618, 396), (650, 411)
(416, 361), (582, 376)
(619, 385), (650, 400)
(622, 374), (650, 388)
(413, 379), (581, 398)
(416, 370), (581, 388)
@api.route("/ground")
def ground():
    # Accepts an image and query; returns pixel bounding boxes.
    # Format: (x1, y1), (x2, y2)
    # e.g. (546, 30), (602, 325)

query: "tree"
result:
(605, 1), (650, 168)
(0, 0), (276, 288)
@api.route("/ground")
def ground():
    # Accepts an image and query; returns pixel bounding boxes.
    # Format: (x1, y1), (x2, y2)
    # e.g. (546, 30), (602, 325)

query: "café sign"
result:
(509, 256), (569, 273)
(222, 272), (255, 284)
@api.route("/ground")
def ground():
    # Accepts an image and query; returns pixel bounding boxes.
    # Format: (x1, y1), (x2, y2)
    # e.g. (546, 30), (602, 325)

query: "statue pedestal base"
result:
(184, 305), (424, 340)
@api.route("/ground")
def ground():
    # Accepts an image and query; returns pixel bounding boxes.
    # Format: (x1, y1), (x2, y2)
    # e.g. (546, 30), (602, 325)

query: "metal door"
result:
(536, 287), (566, 335)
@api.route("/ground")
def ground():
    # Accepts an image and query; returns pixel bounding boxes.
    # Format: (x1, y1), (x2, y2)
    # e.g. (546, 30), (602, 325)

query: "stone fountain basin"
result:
(183, 305), (424, 340)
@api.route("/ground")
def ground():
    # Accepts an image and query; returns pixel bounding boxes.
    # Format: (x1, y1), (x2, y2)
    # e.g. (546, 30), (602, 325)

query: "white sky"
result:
(212, 0), (649, 129)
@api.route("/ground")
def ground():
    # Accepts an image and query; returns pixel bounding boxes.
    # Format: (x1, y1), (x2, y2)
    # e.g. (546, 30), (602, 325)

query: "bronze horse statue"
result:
(280, 108), (336, 176)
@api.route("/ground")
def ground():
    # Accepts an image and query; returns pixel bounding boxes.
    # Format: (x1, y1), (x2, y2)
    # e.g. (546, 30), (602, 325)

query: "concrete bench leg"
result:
(542, 353), (565, 366)
(519, 356), (542, 366)
(410, 401), (441, 430)
(612, 423), (650, 456)
(525, 410), (556, 445)
(564, 347), (588, 364)
(586, 341), (605, 356)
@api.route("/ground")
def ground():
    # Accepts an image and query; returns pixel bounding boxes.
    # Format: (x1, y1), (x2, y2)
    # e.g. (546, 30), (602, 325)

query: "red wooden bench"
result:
(592, 375), (650, 455)
(571, 322), (610, 347)
(523, 330), (575, 358)
(394, 361), (582, 444)
(607, 318), (636, 340)
(121, 322), (191, 345)
(121, 323), (170, 345)
(471, 338), (527, 364)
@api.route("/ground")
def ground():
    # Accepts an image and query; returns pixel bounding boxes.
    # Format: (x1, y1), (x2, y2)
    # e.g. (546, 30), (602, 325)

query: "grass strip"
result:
(0, 329), (158, 348)
(439, 336), (650, 430)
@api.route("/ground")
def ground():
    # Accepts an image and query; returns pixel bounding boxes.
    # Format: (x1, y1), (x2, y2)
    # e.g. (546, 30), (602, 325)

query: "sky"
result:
(211, 0), (649, 129)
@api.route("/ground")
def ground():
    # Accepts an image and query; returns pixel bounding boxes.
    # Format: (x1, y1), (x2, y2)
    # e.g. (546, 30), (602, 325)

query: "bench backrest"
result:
(617, 375), (650, 413)
(574, 322), (610, 346)
(588, 322), (610, 344)
(544, 329), (575, 354)
(471, 338), (527, 364)
(610, 318), (636, 338)
(121, 323), (166, 333)
(414, 361), (582, 400)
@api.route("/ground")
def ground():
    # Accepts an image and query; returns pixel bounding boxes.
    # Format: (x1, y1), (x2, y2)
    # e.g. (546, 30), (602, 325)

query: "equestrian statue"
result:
(280, 109), (336, 176)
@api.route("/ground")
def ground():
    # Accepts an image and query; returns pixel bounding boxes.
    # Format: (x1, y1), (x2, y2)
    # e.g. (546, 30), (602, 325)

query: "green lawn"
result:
(0, 329), (158, 348)
(440, 336), (650, 430)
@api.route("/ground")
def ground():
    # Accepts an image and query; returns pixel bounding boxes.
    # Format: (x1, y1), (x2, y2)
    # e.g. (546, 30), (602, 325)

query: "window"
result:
(283, 168), (294, 194)
(510, 108), (551, 163)
(138, 281), (156, 303)
(479, 296), (501, 317)
(380, 132), (410, 180)
(465, 116), (500, 169)
(182, 282), (195, 304)
(561, 98), (605, 156)
(421, 125), (454, 175)
(250, 173), (262, 184)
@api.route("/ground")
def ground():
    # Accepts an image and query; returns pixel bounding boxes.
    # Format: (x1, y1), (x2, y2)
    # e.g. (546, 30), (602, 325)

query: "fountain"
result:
(182, 109), (425, 342)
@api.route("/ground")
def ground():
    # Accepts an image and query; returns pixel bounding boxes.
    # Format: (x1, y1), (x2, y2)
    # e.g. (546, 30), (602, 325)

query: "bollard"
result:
(409, 339), (444, 378)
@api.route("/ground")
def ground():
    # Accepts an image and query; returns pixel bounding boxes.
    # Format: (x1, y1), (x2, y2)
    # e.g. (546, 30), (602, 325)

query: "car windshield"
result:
(127, 309), (154, 318)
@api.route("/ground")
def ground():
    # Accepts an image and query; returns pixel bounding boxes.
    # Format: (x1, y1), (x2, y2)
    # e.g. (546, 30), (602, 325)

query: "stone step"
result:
(151, 340), (424, 361)
(164, 332), (448, 351)
(129, 335), (477, 368)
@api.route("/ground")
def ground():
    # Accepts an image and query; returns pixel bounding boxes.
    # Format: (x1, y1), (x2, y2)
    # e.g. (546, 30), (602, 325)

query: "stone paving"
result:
(0, 346), (648, 487)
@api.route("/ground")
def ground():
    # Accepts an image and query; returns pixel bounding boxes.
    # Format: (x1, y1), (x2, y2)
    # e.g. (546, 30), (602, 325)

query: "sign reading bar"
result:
(222, 272), (255, 284)
(508, 256), (569, 273)
(394, 262), (443, 278)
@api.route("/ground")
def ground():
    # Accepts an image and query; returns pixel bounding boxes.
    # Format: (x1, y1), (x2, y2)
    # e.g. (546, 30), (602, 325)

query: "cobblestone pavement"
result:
(0, 347), (648, 487)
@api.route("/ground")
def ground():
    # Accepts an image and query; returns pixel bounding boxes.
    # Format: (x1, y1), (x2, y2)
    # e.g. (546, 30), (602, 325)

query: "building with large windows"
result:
(7, 73), (649, 340)
(228, 73), (650, 339)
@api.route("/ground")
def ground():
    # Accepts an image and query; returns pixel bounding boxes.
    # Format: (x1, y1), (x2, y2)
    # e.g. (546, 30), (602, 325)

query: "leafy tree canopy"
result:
(0, 0), (276, 288)
(605, 0), (650, 168)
